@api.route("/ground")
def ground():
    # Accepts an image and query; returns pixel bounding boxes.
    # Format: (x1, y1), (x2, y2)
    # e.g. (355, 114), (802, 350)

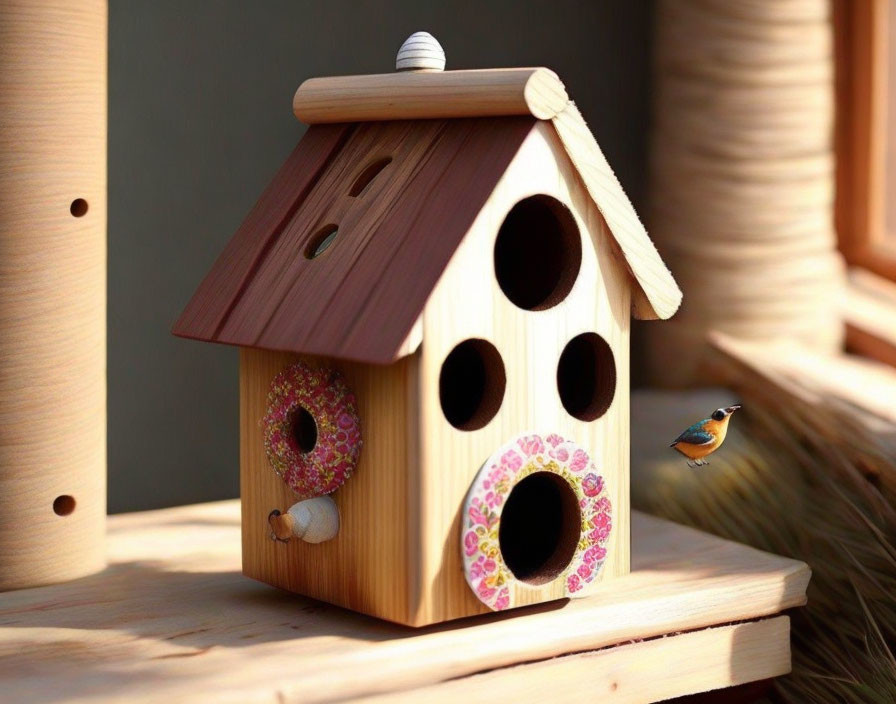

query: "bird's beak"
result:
(725, 405), (742, 414)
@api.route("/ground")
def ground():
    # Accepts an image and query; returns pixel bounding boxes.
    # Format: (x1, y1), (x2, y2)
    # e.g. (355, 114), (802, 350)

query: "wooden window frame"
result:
(834, 0), (896, 280)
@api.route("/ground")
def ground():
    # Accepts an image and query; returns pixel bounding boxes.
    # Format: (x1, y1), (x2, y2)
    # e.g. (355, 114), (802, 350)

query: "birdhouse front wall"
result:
(412, 121), (631, 625)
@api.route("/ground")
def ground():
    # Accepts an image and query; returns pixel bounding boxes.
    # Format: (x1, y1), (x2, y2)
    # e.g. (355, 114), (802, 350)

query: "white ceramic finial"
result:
(396, 31), (445, 72)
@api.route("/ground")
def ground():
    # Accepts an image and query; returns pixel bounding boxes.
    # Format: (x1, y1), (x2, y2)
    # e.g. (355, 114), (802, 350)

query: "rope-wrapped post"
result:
(644, 0), (844, 385)
(0, 1), (107, 589)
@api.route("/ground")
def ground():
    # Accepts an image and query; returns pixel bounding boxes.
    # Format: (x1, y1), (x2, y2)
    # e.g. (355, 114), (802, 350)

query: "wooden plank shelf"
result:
(0, 501), (809, 703)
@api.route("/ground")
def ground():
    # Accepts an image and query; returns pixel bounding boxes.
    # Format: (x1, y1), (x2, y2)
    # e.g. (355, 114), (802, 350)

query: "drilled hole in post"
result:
(70, 199), (88, 217)
(349, 157), (392, 197)
(53, 495), (76, 516)
(494, 195), (582, 310)
(499, 472), (581, 585)
(439, 339), (505, 431)
(557, 332), (617, 421)
(291, 407), (318, 453)
(305, 224), (339, 259)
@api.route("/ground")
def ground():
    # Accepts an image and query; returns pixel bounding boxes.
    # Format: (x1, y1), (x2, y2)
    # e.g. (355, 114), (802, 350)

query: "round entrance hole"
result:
(53, 495), (76, 516)
(494, 195), (582, 311)
(439, 339), (505, 431)
(499, 472), (581, 585)
(557, 332), (616, 421)
(70, 198), (88, 217)
(291, 407), (318, 453)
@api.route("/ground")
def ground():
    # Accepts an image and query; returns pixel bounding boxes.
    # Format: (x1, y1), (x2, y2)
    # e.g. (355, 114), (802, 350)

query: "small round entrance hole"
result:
(305, 224), (339, 259)
(70, 198), (89, 217)
(499, 472), (580, 585)
(439, 339), (505, 431)
(557, 332), (616, 421)
(494, 195), (582, 311)
(291, 407), (318, 453)
(53, 495), (76, 516)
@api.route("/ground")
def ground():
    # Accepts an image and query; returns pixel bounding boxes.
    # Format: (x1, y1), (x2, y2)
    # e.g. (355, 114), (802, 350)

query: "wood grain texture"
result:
(645, 0), (843, 385)
(211, 121), (679, 624)
(708, 330), (896, 498)
(174, 118), (535, 364)
(0, 500), (809, 703)
(241, 123), (636, 625)
(241, 348), (419, 624)
(843, 266), (896, 366)
(176, 108), (680, 359)
(414, 121), (631, 624)
(0, 0), (107, 589)
(709, 330), (896, 429)
(833, 0), (887, 260)
(293, 68), (569, 123)
(172, 123), (352, 342)
(551, 103), (682, 321)
(832, 0), (896, 283)
(368, 617), (791, 704)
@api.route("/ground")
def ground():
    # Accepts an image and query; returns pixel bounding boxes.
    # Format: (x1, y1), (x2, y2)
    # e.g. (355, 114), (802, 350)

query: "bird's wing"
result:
(670, 421), (715, 447)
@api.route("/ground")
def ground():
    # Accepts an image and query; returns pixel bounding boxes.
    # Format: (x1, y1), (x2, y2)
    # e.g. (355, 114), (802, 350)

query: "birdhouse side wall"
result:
(411, 121), (632, 625)
(239, 347), (420, 624)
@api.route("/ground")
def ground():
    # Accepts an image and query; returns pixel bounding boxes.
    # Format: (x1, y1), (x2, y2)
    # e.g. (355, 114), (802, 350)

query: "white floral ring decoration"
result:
(461, 433), (612, 611)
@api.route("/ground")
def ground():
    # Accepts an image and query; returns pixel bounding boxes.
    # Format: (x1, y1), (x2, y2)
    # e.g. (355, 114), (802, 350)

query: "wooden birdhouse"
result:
(174, 33), (681, 627)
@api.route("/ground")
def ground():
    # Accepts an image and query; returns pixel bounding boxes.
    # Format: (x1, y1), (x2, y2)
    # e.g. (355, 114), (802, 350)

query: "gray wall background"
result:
(108, 0), (652, 513)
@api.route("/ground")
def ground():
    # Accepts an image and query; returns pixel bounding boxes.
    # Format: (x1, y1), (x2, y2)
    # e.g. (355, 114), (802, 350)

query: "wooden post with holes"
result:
(0, 0), (107, 589)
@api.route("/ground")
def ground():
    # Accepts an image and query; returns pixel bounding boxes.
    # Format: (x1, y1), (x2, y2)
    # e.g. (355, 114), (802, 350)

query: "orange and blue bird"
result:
(670, 405), (742, 467)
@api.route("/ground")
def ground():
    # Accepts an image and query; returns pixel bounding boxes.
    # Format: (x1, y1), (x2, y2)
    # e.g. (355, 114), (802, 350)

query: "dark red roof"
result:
(173, 117), (535, 364)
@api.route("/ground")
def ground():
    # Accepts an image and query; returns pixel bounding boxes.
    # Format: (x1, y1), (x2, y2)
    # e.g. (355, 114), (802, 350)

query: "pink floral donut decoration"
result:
(461, 433), (612, 611)
(262, 362), (362, 500)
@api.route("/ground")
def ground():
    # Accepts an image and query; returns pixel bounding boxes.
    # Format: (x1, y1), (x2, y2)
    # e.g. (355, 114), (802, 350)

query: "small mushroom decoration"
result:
(269, 497), (340, 544)
(263, 361), (362, 544)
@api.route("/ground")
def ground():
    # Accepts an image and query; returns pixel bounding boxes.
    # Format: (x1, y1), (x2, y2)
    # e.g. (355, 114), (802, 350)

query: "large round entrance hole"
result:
(439, 339), (505, 431)
(499, 472), (581, 585)
(557, 332), (616, 421)
(493, 195), (582, 311)
(291, 407), (318, 453)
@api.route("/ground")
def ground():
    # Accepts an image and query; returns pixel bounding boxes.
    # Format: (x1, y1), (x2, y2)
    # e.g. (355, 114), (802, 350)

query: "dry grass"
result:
(632, 389), (896, 703)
